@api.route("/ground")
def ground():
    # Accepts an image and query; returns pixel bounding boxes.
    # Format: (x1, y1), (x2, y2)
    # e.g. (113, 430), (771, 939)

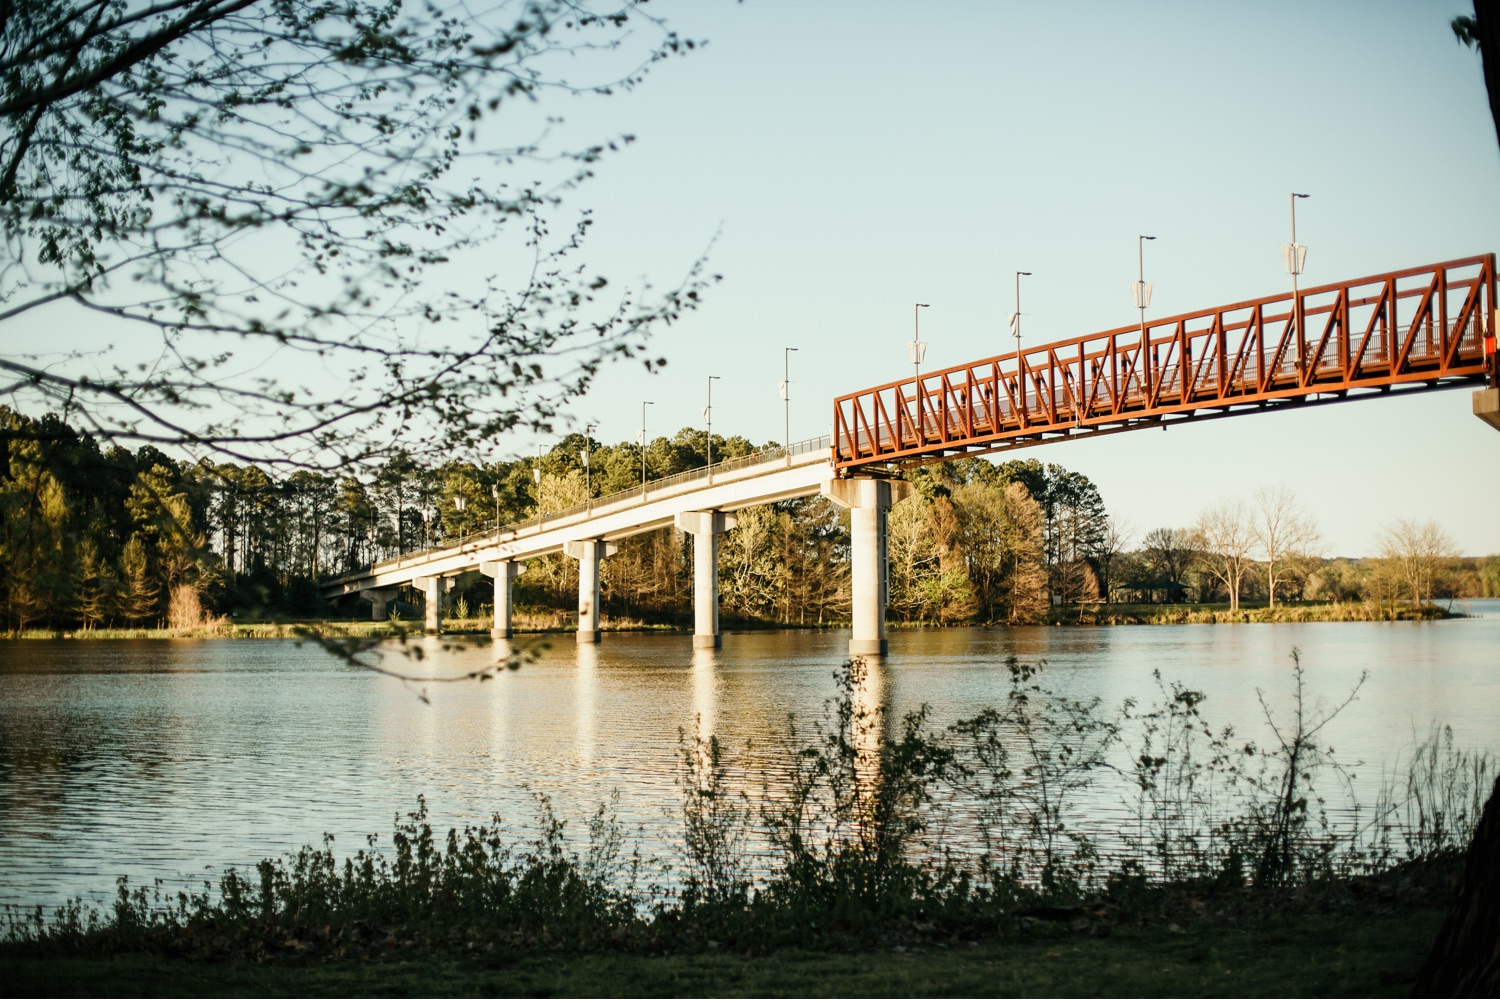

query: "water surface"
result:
(2, 602), (1497, 907)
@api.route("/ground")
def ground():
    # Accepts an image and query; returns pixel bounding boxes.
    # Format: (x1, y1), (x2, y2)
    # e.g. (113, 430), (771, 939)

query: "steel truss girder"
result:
(832, 254), (1497, 471)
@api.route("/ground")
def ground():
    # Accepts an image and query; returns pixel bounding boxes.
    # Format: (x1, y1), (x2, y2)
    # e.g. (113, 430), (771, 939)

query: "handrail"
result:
(834, 254), (1496, 470)
(338, 434), (833, 580)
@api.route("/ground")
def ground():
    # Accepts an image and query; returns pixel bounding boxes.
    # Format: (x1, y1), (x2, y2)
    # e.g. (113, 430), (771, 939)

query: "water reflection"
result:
(574, 640), (597, 766)
(691, 646), (717, 736)
(1, 605), (1498, 907)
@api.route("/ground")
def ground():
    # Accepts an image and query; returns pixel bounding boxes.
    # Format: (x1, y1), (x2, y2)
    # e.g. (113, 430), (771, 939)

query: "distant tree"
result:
(1002, 482), (1049, 624)
(1196, 501), (1255, 611)
(117, 533), (159, 625)
(1, 0), (708, 469)
(1252, 486), (1321, 609)
(1139, 527), (1199, 602)
(1377, 518), (1459, 606)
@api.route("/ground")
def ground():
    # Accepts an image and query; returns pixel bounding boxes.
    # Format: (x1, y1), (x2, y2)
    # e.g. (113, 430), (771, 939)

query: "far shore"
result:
(2, 599), (1475, 640)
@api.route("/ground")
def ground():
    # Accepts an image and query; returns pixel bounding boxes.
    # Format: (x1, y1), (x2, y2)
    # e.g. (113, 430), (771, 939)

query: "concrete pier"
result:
(1476, 386), (1500, 433)
(564, 540), (617, 643)
(359, 587), (400, 621)
(824, 477), (913, 657)
(412, 575), (450, 635)
(675, 510), (737, 649)
(479, 560), (527, 638)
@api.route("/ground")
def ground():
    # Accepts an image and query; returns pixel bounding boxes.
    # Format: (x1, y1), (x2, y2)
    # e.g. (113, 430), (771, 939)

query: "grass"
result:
(0, 903), (1443, 998)
(1047, 600), (1460, 626)
(11, 598), (1468, 639)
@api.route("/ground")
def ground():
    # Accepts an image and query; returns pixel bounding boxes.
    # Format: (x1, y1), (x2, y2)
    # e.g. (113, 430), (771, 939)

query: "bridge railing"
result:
(833, 254), (1497, 470)
(350, 434), (833, 577)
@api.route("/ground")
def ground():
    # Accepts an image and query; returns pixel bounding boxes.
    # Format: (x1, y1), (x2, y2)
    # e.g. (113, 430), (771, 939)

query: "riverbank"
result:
(7, 600), (1469, 639)
(0, 898), (1446, 998)
(1044, 600), (1463, 626)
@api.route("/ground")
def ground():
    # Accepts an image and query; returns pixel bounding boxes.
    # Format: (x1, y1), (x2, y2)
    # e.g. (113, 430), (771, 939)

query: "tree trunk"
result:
(1413, 776), (1500, 995)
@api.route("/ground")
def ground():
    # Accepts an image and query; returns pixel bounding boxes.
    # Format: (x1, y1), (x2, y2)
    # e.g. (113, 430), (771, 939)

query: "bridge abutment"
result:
(359, 587), (400, 622)
(675, 510), (737, 649)
(413, 575), (450, 635)
(564, 540), (618, 643)
(479, 560), (527, 638)
(824, 477), (912, 657)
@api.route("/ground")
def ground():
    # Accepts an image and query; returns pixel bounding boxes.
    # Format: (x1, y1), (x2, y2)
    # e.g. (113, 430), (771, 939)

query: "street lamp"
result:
(454, 495), (467, 539)
(581, 422), (596, 515)
(779, 348), (797, 466)
(1283, 192), (1311, 372)
(1133, 235), (1157, 390)
(704, 375), (720, 482)
(908, 302), (930, 383)
(640, 400), (654, 497)
(421, 505), (434, 550)
(1011, 273), (1031, 356)
(491, 482), (500, 530)
(532, 445), (543, 527)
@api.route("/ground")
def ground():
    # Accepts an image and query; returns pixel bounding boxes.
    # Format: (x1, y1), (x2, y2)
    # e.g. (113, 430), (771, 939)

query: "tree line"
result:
(3, 406), (1496, 634)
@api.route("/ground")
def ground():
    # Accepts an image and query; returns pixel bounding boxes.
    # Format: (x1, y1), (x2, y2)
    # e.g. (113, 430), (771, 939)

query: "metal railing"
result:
(834, 254), (1497, 470)
(341, 434), (833, 580)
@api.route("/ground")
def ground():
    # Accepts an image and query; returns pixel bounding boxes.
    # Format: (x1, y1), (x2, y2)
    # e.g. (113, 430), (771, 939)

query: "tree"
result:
(1377, 518), (1459, 606)
(1196, 501), (1254, 611)
(1454, 1), (1500, 156)
(1139, 527), (1198, 603)
(1001, 482), (1048, 624)
(2, 0), (709, 470)
(1252, 486), (1321, 609)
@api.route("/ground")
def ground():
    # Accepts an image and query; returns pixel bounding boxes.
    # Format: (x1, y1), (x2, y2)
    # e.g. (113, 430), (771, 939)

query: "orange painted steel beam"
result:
(832, 254), (1499, 472)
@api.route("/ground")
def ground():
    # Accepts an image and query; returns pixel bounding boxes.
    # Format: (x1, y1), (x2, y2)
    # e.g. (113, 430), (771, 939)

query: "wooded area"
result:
(3, 405), (1497, 634)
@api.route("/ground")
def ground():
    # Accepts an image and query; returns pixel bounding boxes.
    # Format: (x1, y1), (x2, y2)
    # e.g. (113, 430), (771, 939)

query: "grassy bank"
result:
(1047, 600), (1461, 626)
(10, 599), (1465, 639)
(0, 900), (1447, 998)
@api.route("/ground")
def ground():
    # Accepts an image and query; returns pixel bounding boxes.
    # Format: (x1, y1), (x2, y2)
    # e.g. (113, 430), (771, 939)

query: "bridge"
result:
(320, 254), (1500, 655)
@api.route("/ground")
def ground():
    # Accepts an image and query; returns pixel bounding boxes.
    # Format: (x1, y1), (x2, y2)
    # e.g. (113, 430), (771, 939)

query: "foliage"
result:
(1, 0), (710, 469)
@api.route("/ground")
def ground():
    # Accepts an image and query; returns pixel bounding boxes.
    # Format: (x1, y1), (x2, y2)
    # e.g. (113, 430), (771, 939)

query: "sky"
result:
(9, 0), (1498, 557)
(510, 0), (1500, 557)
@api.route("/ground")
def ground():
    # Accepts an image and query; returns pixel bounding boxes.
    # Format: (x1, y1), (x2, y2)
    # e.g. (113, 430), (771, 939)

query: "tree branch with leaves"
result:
(1, 0), (712, 470)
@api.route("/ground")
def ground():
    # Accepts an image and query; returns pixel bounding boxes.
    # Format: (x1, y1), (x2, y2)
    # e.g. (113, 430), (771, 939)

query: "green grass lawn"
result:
(2, 905), (1440, 998)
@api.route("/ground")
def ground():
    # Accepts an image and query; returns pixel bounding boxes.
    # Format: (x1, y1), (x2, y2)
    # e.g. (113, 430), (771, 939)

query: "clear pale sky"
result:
(531, 0), (1500, 557)
(12, 0), (1498, 557)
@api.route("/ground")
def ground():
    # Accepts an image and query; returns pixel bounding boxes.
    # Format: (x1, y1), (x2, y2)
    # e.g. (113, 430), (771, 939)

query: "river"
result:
(2, 602), (1498, 908)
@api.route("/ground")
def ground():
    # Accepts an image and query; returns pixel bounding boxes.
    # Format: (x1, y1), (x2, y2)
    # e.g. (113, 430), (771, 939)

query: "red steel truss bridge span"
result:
(832, 254), (1500, 473)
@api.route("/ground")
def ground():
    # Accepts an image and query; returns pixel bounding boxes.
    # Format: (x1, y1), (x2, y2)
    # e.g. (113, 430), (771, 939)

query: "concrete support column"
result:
(1476, 386), (1500, 433)
(675, 510), (738, 649)
(823, 477), (913, 657)
(413, 575), (450, 636)
(479, 560), (527, 638)
(359, 587), (399, 622)
(564, 540), (618, 643)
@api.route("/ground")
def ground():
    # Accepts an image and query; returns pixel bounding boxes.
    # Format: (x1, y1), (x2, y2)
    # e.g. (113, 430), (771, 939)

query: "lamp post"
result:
(581, 422), (596, 515)
(454, 495), (467, 539)
(640, 400), (654, 497)
(780, 348), (797, 466)
(909, 304), (929, 438)
(705, 375), (720, 483)
(1133, 235), (1157, 392)
(491, 483), (499, 531)
(1283, 192), (1310, 374)
(908, 302), (930, 383)
(1011, 273), (1031, 356)
(532, 445), (544, 528)
(421, 505), (433, 550)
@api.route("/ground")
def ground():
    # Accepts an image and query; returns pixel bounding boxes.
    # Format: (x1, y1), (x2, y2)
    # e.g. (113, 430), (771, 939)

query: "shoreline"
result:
(2, 600), (1473, 640)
